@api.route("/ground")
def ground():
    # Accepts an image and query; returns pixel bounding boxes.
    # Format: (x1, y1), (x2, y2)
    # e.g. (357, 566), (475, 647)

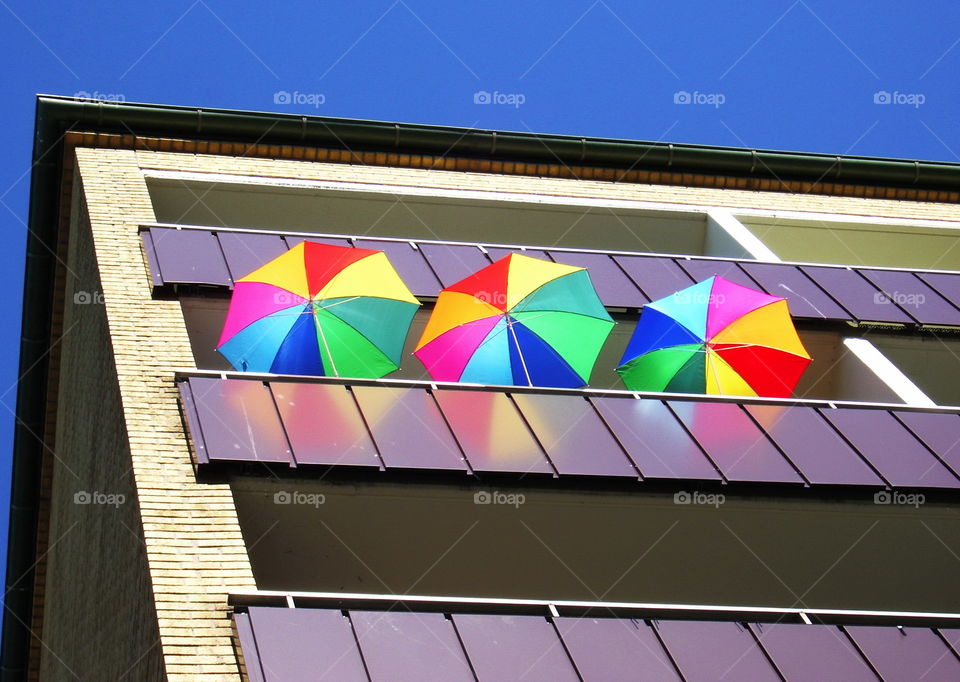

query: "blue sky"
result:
(1, 0), (959, 594)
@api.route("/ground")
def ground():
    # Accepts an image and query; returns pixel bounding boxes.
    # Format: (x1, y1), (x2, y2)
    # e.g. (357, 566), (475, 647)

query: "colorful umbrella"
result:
(414, 253), (614, 388)
(616, 276), (811, 397)
(216, 241), (419, 378)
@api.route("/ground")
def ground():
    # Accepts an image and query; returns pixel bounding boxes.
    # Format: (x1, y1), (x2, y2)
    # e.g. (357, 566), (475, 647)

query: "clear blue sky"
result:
(1, 0), (959, 591)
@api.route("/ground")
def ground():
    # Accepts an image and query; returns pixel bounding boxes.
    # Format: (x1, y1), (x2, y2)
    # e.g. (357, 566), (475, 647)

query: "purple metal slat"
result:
(745, 405), (883, 486)
(148, 227), (232, 286)
(218, 232), (290, 281)
(177, 379), (209, 464)
(282, 235), (352, 249)
(917, 272), (960, 315)
(859, 269), (960, 326)
(800, 266), (913, 323)
(356, 239), (442, 297)
(352, 386), (468, 471)
(140, 230), (164, 287)
(677, 259), (759, 289)
(246, 607), (369, 682)
(894, 410), (960, 478)
(233, 612), (266, 682)
(555, 617), (682, 681)
(451, 614), (580, 682)
(612, 255), (694, 302)
(669, 401), (803, 484)
(820, 408), (960, 488)
(351, 611), (474, 682)
(511, 393), (637, 477)
(846, 625), (960, 681)
(546, 251), (647, 308)
(591, 397), (721, 480)
(270, 382), (380, 468)
(186, 377), (293, 464)
(654, 620), (781, 681)
(433, 389), (552, 474)
(739, 262), (851, 320)
(938, 629), (960, 659)
(485, 247), (552, 263)
(418, 242), (492, 288)
(750, 622), (879, 681)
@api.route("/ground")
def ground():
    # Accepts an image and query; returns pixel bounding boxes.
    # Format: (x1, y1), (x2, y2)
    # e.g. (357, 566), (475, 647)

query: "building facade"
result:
(5, 95), (960, 680)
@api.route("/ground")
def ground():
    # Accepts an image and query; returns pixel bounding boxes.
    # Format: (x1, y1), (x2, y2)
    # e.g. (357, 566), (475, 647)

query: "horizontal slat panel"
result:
(917, 272), (960, 316)
(801, 265), (913, 323)
(745, 404), (883, 486)
(352, 386), (467, 471)
(433, 389), (551, 474)
(417, 242), (491, 287)
(183, 377), (292, 464)
(237, 607), (959, 682)
(547, 251), (647, 307)
(740, 262), (851, 320)
(511, 393), (637, 477)
(750, 622), (879, 681)
(353, 239), (441, 296)
(677, 258), (759, 289)
(613, 255), (694, 302)
(591, 397), (721, 480)
(452, 614), (580, 682)
(846, 625), (960, 681)
(245, 607), (368, 681)
(655, 619), (781, 681)
(556, 617), (681, 681)
(142, 229), (960, 329)
(352, 611), (474, 682)
(820, 408), (960, 488)
(149, 227), (232, 285)
(668, 401), (803, 484)
(218, 232), (290, 281)
(183, 377), (960, 490)
(860, 269), (960, 326)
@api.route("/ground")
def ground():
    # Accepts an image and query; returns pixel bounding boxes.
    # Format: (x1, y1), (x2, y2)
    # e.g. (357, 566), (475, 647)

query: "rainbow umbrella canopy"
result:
(216, 241), (419, 378)
(414, 254), (614, 388)
(617, 276), (811, 397)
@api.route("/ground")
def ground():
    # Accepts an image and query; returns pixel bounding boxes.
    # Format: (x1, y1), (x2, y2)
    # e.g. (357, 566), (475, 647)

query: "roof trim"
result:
(35, 94), (960, 192)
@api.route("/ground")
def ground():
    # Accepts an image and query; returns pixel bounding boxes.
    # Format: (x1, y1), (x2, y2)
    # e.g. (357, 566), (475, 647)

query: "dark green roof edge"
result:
(5, 94), (960, 679)
(29, 94), (960, 190)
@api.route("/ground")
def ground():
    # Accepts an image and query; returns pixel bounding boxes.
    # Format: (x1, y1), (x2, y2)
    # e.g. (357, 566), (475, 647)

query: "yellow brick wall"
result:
(71, 147), (255, 681)
(137, 150), (960, 222)
(38, 191), (166, 680)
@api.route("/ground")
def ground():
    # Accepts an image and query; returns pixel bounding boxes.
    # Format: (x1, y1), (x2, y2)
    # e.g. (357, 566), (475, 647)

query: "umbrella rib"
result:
(506, 318), (533, 387)
(312, 306), (339, 378)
